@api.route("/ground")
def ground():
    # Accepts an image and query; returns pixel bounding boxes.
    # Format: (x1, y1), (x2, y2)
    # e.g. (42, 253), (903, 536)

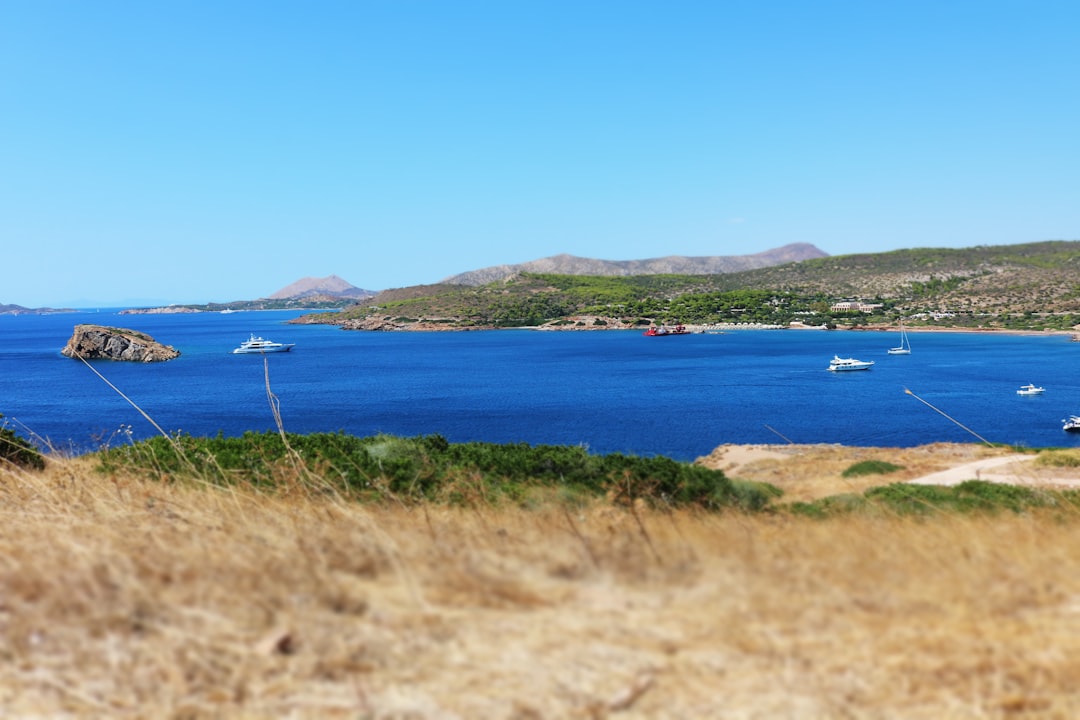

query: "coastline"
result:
(857, 324), (1077, 338)
(296, 312), (1079, 337)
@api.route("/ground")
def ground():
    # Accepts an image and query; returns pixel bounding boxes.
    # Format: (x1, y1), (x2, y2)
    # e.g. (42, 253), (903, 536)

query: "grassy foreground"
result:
(4, 439), (1080, 718)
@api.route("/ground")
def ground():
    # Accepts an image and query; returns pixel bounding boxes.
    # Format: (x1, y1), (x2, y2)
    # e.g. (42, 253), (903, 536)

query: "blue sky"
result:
(3, 1), (1079, 307)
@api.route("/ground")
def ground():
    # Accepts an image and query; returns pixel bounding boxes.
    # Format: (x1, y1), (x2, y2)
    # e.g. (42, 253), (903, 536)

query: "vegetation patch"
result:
(96, 431), (779, 512)
(787, 493), (868, 519)
(841, 459), (904, 478)
(1035, 449), (1080, 468)
(789, 480), (1079, 518)
(93, 432), (1080, 520)
(0, 415), (44, 470)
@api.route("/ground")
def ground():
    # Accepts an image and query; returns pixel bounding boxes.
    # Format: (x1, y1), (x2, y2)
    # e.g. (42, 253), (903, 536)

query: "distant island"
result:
(118, 275), (376, 314)
(0, 303), (75, 316)
(118, 298), (347, 315)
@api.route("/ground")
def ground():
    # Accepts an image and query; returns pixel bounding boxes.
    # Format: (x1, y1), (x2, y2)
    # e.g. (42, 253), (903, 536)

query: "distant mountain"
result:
(119, 275), (375, 314)
(266, 275), (375, 301)
(441, 243), (829, 286)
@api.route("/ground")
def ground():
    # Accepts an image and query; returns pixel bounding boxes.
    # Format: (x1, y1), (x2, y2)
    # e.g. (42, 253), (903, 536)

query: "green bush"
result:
(729, 479), (784, 512)
(0, 415), (44, 470)
(864, 481), (1068, 515)
(95, 431), (771, 512)
(842, 459), (903, 478)
(785, 481), (1080, 518)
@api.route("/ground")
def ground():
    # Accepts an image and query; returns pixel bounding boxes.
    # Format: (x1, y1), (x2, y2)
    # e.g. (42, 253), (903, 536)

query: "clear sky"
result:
(3, 1), (1079, 307)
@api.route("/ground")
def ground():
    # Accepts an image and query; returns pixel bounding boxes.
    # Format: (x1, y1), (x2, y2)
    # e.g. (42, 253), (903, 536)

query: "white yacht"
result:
(1064, 416), (1080, 432)
(828, 355), (875, 372)
(232, 334), (295, 354)
(1016, 383), (1045, 396)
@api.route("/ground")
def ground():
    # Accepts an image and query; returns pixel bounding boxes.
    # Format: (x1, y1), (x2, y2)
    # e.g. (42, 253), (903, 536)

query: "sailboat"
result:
(887, 320), (911, 355)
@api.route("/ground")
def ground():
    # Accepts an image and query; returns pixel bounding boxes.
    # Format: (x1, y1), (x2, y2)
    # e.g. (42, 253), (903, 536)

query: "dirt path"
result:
(907, 454), (1080, 488)
(906, 454), (1035, 486)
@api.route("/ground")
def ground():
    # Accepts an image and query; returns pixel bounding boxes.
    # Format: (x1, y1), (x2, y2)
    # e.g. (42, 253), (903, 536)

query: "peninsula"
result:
(292, 240), (1080, 334)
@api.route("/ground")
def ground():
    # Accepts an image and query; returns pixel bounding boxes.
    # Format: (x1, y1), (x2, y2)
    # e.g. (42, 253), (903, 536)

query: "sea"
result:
(2, 309), (1079, 461)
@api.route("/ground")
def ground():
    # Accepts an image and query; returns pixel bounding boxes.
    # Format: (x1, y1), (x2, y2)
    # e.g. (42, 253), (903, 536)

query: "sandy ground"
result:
(696, 442), (1080, 501)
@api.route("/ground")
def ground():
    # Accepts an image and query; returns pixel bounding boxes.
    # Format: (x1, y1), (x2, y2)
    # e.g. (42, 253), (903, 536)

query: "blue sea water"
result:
(2, 309), (1080, 461)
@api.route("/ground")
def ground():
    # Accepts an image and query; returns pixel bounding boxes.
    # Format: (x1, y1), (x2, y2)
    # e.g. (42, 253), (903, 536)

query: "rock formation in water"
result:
(61, 324), (181, 362)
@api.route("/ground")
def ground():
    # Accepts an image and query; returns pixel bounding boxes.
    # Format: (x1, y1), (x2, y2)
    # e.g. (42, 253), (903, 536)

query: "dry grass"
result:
(697, 442), (1024, 501)
(4, 453), (1080, 718)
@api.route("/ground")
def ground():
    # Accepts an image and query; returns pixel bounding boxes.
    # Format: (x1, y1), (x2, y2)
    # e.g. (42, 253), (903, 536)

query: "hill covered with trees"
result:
(294, 240), (1080, 332)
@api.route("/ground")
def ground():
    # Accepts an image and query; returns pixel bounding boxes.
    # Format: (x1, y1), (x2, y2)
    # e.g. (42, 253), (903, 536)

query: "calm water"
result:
(2, 310), (1079, 460)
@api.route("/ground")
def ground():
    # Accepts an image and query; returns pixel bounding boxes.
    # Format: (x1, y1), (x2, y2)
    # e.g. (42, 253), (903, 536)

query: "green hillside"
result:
(295, 240), (1080, 332)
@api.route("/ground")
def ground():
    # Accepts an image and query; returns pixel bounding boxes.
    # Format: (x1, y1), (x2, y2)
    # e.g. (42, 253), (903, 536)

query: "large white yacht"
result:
(232, 334), (295, 354)
(827, 355), (874, 372)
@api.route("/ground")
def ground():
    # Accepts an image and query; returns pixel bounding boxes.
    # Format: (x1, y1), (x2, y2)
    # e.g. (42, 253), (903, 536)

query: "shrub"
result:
(842, 459), (903, 478)
(0, 415), (44, 471)
(729, 479), (784, 512)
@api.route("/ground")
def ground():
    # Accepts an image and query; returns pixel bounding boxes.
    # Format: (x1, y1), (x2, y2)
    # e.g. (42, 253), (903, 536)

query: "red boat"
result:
(643, 324), (690, 336)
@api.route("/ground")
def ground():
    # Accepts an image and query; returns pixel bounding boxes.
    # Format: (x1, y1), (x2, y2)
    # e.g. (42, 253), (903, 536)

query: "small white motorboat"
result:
(1016, 383), (1045, 396)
